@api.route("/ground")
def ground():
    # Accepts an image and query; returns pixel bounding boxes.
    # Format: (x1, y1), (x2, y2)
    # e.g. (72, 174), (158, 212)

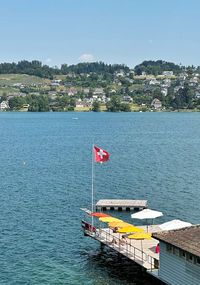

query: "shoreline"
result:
(1, 109), (200, 113)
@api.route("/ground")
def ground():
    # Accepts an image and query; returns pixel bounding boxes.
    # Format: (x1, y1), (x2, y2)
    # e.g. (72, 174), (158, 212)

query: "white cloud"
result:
(45, 58), (52, 63)
(78, 54), (94, 61)
(148, 40), (153, 44)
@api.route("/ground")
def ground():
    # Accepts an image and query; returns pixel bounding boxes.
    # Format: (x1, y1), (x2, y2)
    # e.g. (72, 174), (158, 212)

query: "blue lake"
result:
(0, 112), (199, 284)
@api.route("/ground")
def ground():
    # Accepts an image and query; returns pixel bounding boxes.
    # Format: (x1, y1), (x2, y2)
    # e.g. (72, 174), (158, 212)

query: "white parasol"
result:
(159, 219), (192, 231)
(131, 209), (163, 232)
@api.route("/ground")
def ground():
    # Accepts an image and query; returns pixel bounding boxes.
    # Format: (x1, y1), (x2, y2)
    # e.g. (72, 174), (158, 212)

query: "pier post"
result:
(100, 243), (105, 251)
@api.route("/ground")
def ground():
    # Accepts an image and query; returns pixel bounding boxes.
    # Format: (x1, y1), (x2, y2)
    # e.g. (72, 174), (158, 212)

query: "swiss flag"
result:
(94, 146), (109, 162)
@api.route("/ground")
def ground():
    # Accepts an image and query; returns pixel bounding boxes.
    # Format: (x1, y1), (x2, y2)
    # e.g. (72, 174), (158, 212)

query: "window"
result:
(196, 257), (200, 265)
(179, 250), (186, 259)
(166, 244), (172, 252)
(173, 247), (179, 256)
(186, 253), (193, 263)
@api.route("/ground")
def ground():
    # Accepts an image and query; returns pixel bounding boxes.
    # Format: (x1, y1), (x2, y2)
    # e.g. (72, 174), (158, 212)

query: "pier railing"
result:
(82, 220), (159, 272)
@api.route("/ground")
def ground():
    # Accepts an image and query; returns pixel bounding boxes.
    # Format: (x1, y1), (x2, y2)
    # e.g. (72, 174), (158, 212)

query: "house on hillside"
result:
(151, 98), (162, 109)
(179, 73), (187, 81)
(189, 77), (198, 86)
(23, 104), (30, 108)
(93, 88), (104, 95)
(161, 87), (168, 97)
(0, 101), (9, 110)
(195, 92), (200, 99)
(51, 79), (62, 83)
(121, 96), (133, 103)
(162, 71), (173, 76)
(115, 71), (124, 77)
(149, 79), (160, 85)
(83, 88), (90, 94)
(174, 86), (184, 93)
(68, 89), (75, 96)
(152, 225), (200, 285)
(163, 79), (171, 87)
(76, 99), (91, 108)
(48, 91), (57, 99)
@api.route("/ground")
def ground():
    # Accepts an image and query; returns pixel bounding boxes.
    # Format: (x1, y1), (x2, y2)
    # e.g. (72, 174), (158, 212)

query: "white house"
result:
(83, 88), (90, 94)
(148, 78), (160, 85)
(0, 101), (9, 110)
(51, 79), (62, 83)
(190, 77), (198, 85)
(23, 104), (30, 108)
(152, 225), (200, 285)
(75, 99), (90, 108)
(161, 87), (168, 97)
(110, 89), (116, 94)
(195, 92), (200, 99)
(162, 71), (173, 76)
(179, 73), (187, 81)
(93, 88), (104, 95)
(151, 98), (162, 109)
(121, 96), (133, 103)
(116, 71), (125, 77)
(174, 86), (184, 93)
(163, 79), (171, 87)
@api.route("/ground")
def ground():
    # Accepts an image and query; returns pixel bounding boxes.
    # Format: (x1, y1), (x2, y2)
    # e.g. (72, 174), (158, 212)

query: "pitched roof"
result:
(152, 98), (161, 103)
(152, 225), (200, 257)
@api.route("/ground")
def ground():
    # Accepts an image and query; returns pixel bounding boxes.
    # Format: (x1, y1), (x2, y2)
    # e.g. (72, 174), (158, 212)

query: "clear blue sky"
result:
(0, 0), (200, 68)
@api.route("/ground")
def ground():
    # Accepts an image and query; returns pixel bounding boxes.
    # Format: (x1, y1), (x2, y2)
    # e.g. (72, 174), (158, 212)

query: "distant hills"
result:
(1, 59), (200, 113)
(134, 60), (182, 76)
(0, 60), (129, 79)
(0, 59), (198, 79)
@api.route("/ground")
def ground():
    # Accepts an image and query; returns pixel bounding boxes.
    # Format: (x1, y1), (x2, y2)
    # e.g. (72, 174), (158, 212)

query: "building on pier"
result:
(152, 225), (200, 285)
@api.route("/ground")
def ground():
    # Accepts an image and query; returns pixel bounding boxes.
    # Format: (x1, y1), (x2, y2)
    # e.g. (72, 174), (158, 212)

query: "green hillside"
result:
(0, 74), (50, 87)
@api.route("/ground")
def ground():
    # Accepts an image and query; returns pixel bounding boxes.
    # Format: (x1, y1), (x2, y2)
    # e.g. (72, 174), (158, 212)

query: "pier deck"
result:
(82, 222), (161, 271)
(96, 199), (147, 211)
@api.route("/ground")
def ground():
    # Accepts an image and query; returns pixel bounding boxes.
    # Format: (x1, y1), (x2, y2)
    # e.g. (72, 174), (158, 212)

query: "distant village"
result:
(0, 60), (200, 112)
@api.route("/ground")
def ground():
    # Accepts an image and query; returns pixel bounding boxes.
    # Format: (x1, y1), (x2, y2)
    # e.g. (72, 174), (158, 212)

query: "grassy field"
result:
(130, 103), (141, 111)
(74, 105), (107, 112)
(0, 86), (19, 95)
(129, 84), (142, 91)
(74, 106), (91, 111)
(0, 74), (50, 86)
(75, 104), (142, 112)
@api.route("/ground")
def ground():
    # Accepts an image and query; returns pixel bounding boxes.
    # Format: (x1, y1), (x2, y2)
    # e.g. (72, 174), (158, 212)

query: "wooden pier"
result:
(82, 221), (161, 274)
(96, 199), (147, 211)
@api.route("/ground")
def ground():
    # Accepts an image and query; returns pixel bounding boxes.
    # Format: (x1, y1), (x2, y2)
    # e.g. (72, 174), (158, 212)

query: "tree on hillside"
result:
(9, 96), (26, 109)
(134, 60), (182, 76)
(174, 87), (194, 109)
(92, 101), (101, 112)
(152, 88), (164, 102)
(0, 92), (7, 102)
(106, 95), (121, 112)
(120, 103), (131, 112)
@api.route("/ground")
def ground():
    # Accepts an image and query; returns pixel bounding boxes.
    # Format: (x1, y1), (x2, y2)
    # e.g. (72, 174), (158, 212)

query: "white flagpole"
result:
(92, 144), (94, 227)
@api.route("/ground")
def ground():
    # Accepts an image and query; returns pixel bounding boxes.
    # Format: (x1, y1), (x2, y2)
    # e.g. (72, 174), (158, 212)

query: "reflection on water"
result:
(82, 246), (162, 285)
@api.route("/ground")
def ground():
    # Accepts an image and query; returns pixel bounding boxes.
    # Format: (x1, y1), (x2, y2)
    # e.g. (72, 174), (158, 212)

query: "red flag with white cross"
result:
(94, 146), (109, 162)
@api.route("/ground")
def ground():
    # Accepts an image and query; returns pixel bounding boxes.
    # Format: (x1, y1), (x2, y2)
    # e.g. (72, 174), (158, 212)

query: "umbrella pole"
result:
(91, 144), (94, 227)
(141, 240), (143, 261)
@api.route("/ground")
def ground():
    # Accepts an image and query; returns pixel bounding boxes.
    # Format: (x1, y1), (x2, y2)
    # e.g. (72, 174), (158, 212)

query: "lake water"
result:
(0, 112), (199, 284)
